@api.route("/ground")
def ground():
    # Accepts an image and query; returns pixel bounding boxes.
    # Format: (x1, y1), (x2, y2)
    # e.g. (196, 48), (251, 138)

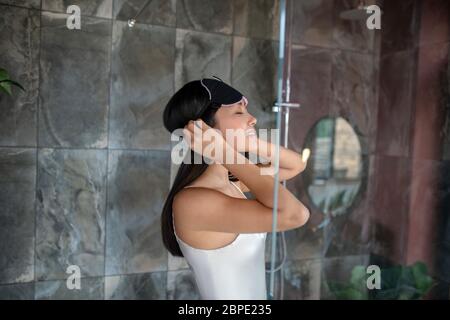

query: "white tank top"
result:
(172, 181), (267, 300)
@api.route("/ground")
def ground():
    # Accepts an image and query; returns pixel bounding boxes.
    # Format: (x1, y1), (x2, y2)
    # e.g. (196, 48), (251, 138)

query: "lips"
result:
(245, 129), (257, 136)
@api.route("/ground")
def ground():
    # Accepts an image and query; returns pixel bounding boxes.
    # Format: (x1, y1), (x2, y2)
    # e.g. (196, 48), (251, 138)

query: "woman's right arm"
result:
(221, 143), (310, 225)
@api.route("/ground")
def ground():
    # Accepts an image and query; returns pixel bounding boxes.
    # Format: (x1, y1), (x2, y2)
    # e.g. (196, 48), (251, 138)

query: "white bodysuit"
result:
(172, 181), (267, 300)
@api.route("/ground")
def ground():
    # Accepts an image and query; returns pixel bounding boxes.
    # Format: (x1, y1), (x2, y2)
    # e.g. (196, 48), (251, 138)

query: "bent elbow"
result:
(291, 204), (310, 228)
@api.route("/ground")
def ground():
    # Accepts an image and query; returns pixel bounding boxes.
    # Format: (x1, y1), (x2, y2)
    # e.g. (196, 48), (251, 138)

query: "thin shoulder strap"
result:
(230, 181), (246, 198)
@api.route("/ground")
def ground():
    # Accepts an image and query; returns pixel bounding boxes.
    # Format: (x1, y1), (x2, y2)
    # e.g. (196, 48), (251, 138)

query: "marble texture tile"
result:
(417, 0), (449, 47)
(105, 271), (166, 299)
(370, 155), (412, 264)
(114, 0), (176, 27)
(436, 161), (450, 289)
(42, 0), (113, 18)
(412, 42), (449, 161)
(0, 5), (40, 147)
(105, 150), (170, 276)
(35, 276), (104, 299)
(176, 0), (233, 35)
(287, 46), (333, 153)
(375, 49), (416, 158)
(290, 0), (334, 48)
(110, 20), (175, 150)
(0, 148), (36, 285)
(174, 28), (232, 91)
(406, 159), (448, 268)
(330, 50), (378, 155)
(380, 0), (420, 55)
(167, 269), (200, 300)
(35, 149), (107, 281)
(231, 36), (278, 131)
(39, 11), (110, 148)
(233, 0), (280, 41)
(0, 282), (35, 300)
(0, 0), (40, 8)
(168, 252), (189, 271)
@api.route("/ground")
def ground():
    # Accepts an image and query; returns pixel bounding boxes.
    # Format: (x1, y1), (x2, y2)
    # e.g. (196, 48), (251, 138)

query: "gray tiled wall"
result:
(0, 0), (282, 300)
(1, 0), (423, 300)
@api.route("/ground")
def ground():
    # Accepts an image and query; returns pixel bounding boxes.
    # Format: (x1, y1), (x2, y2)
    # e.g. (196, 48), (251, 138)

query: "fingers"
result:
(302, 148), (311, 163)
(183, 119), (209, 149)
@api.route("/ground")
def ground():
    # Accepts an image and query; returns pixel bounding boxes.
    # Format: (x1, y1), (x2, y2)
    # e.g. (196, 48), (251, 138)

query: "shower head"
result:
(339, 0), (377, 21)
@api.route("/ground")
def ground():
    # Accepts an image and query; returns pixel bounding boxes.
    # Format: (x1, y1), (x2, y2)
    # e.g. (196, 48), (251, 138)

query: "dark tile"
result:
(375, 49), (416, 157)
(231, 36), (278, 131)
(436, 161), (450, 286)
(290, 0), (334, 48)
(176, 0), (233, 35)
(287, 46), (333, 153)
(105, 150), (170, 275)
(105, 272), (166, 299)
(175, 29), (232, 91)
(411, 42), (449, 161)
(380, 0), (420, 55)
(110, 21), (175, 150)
(39, 12), (110, 148)
(0, 282), (35, 300)
(42, 0), (113, 18)
(233, 0), (280, 41)
(330, 50), (378, 154)
(167, 269), (200, 299)
(0, 5), (39, 147)
(417, 0), (449, 47)
(0, 148), (36, 285)
(370, 155), (412, 264)
(35, 277), (104, 299)
(114, 0), (176, 27)
(35, 149), (107, 281)
(406, 159), (448, 268)
(0, 0), (40, 8)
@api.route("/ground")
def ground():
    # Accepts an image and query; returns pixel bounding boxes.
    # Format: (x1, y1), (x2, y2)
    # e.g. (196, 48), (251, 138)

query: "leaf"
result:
(0, 68), (9, 81)
(0, 79), (25, 91)
(350, 265), (368, 292)
(0, 81), (12, 95)
(410, 262), (434, 295)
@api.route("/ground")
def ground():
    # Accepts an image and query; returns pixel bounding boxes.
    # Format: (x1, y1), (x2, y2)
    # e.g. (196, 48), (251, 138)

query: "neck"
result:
(202, 163), (231, 188)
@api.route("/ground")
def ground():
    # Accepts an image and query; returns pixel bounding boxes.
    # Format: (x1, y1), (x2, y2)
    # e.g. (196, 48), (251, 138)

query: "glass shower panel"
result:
(270, 0), (449, 300)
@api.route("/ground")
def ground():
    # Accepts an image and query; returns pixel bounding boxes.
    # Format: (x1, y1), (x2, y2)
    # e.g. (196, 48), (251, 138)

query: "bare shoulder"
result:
(173, 186), (222, 211)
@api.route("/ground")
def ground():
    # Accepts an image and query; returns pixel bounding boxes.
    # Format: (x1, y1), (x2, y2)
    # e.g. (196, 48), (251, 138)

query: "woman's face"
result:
(214, 96), (258, 152)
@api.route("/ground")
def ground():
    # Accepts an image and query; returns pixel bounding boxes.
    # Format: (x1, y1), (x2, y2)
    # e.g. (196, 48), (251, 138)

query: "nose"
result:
(248, 115), (257, 127)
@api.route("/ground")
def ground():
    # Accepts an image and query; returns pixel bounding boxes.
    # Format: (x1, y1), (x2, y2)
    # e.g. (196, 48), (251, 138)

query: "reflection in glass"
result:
(303, 117), (363, 217)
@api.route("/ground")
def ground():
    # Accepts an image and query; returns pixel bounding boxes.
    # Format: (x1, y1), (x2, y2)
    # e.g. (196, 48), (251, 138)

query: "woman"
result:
(161, 76), (310, 300)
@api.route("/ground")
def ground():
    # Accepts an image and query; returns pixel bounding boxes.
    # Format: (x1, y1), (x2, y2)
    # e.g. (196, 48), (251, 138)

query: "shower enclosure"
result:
(268, 0), (449, 300)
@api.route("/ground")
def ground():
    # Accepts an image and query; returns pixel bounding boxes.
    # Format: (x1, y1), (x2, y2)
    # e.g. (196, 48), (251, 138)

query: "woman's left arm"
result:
(239, 138), (309, 192)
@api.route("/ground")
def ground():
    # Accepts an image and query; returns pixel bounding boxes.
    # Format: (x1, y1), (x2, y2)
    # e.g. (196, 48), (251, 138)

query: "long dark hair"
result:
(161, 80), (245, 257)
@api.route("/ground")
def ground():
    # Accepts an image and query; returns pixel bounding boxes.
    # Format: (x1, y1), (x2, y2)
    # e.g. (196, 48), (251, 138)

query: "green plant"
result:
(327, 262), (434, 300)
(0, 68), (25, 95)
